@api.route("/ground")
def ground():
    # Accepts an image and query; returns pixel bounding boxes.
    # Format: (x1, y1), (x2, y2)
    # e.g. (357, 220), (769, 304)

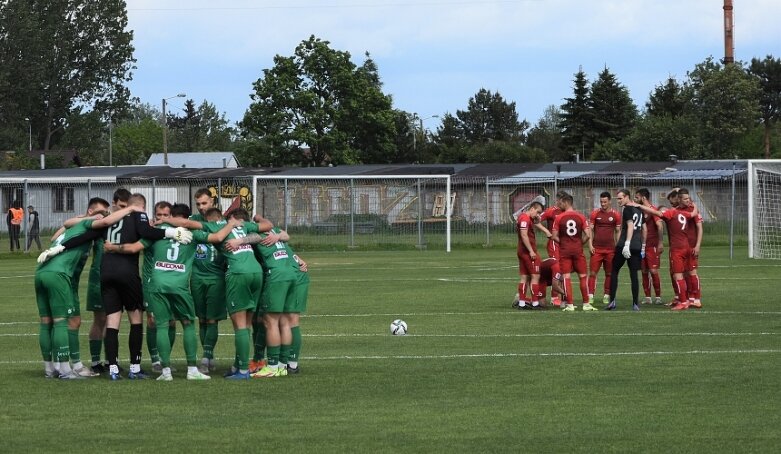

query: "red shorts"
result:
(590, 248), (614, 274)
(687, 253), (698, 272)
(518, 251), (541, 276)
(546, 240), (559, 260)
(560, 252), (587, 274)
(669, 247), (692, 274)
(642, 245), (661, 271)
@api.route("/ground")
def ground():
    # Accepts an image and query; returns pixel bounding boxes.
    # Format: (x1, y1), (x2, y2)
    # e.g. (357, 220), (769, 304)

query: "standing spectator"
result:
(7, 200), (23, 251)
(26, 205), (41, 252)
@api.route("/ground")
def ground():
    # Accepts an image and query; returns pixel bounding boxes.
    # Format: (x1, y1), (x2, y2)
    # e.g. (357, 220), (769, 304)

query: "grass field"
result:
(1, 246), (779, 452)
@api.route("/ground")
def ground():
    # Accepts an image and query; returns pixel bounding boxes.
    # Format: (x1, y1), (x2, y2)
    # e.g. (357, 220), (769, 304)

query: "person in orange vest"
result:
(7, 200), (23, 252)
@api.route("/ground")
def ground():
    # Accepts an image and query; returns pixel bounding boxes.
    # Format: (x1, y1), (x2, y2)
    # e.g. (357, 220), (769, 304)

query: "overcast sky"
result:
(125, 0), (781, 129)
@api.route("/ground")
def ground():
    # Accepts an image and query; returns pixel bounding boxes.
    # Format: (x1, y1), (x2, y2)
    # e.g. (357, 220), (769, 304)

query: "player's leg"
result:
(35, 274), (56, 377)
(574, 254), (593, 310)
(224, 274), (258, 379)
(547, 240), (560, 304)
(101, 278), (124, 380)
(670, 251), (690, 311)
(560, 256), (575, 311)
(288, 272), (309, 373)
(602, 250), (614, 304)
(641, 255), (652, 303)
(250, 287), (267, 373)
(123, 275), (146, 379)
(147, 292), (174, 380)
(587, 251), (601, 304)
(146, 313), (160, 370)
(606, 247), (625, 310)
(528, 256), (542, 308)
(686, 254), (701, 307)
(255, 280), (291, 377)
(86, 282), (106, 372)
(172, 292), (208, 380)
(628, 252), (643, 310)
(45, 273), (78, 377)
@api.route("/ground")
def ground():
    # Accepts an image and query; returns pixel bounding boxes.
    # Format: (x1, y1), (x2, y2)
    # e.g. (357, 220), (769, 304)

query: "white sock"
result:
(187, 366), (198, 374)
(72, 361), (85, 370)
(44, 361), (55, 374)
(58, 362), (72, 374)
(531, 301), (539, 307)
(130, 363), (141, 373)
(288, 361), (298, 368)
(109, 364), (119, 374)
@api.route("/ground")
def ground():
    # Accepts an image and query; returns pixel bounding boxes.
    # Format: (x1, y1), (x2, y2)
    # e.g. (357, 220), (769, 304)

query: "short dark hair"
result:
(617, 188), (631, 198)
(154, 201), (172, 212)
(129, 193), (146, 207)
(636, 188), (650, 200)
(560, 194), (574, 205)
(194, 188), (212, 199)
(677, 188), (689, 196)
(667, 189), (680, 200)
(88, 197), (110, 210)
(555, 190), (569, 200)
(113, 188), (131, 203)
(599, 191), (611, 199)
(204, 207), (222, 220)
(170, 203), (191, 218)
(229, 208), (250, 221)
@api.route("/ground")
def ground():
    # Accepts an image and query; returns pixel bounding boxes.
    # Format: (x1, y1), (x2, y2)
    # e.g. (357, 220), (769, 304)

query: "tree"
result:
(0, 0), (135, 152)
(167, 99), (235, 152)
(456, 88), (529, 143)
(527, 105), (566, 161)
(241, 35), (396, 166)
(589, 67), (637, 148)
(686, 57), (761, 158)
(559, 69), (593, 160)
(646, 77), (687, 118)
(110, 103), (163, 165)
(748, 55), (781, 158)
(168, 99), (201, 152)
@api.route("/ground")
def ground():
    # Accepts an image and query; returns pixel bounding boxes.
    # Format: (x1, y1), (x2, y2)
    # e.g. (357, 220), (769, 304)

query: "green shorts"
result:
(260, 278), (297, 313)
(225, 273), (262, 315)
(86, 281), (103, 312)
(192, 277), (227, 321)
(292, 272), (310, 313)
(35, 271), (77, 319)
(70, 284), (81, 317)
(146, 291), (196, 325)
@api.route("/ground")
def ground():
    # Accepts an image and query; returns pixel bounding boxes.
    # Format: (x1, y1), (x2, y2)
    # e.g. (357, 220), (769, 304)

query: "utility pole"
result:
(723, 0), (734, 65)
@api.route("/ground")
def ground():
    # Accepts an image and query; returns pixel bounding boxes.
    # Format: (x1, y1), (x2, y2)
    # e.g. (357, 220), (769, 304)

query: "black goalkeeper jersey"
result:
(101, 212), (166, 279)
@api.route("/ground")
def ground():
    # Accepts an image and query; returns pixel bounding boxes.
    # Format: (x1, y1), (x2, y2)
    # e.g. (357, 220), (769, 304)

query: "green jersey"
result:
(37, 219), (95, 276)
(253, 227), (299, 282)
(190, 213), (226, 280)
(87, 240), (104, 287)
(146, 223), (210, 292)
(140, 238), (155, 281)
(203, 220), (261, 275)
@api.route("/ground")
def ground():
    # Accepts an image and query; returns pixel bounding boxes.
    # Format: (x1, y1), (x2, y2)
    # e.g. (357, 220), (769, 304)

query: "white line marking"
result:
(1, 331), (778, 338)
(2, 349), (779, 365)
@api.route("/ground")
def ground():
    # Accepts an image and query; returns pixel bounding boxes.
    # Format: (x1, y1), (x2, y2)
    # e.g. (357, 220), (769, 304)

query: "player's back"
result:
(102, 212), (149, 277)
(661, 208), (691, 250)
(253, 228), (299, 281)
(555, 210), (587, 255)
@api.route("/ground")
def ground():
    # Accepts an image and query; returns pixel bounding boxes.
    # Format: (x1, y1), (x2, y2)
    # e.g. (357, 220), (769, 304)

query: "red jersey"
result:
(589, 208), (620, 250)
(643, 204), (661, 244)
(539, 257), (561, 285)
(516, 212), (537, 254)
(681, 204), (703, 247)
(540, 206), (562, 231)
(661, 208), (694, 250)
(553, 210), (588, 255)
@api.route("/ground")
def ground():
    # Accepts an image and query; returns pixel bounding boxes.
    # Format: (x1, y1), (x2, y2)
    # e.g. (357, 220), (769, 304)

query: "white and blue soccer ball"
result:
(390, 319), (408, 336)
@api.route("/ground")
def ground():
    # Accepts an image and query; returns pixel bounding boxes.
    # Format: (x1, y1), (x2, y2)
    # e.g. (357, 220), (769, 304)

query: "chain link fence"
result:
(0, 172), (747, 254)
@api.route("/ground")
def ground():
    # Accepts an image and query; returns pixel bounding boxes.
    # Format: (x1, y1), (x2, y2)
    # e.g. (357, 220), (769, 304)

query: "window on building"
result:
(52, 187), (75, 212)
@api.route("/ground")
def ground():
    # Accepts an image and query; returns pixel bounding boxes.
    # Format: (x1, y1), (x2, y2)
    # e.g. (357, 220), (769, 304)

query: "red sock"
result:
(531, 283), (541, 304)
(519, 282), (528, 301)
(652, 273), (661, 297)
(587, 275), (596, 295)
(642, 272), (651, 297)
(675, 279), (688, 302)
(579, 277), (589, 304)
(687, 275), (701, 300)
(564, 277), (574, 305)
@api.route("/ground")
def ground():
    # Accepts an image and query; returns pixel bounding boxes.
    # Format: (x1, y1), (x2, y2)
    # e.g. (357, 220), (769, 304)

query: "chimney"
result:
(723, 0), (734, 64)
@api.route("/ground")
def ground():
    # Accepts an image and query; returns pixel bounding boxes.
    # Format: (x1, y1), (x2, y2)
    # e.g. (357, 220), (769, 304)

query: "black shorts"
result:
(101, 274), (143, 315)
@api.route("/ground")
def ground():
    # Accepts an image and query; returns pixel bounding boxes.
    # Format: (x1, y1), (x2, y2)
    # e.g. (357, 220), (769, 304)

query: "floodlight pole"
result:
(162, 93), (186, 165)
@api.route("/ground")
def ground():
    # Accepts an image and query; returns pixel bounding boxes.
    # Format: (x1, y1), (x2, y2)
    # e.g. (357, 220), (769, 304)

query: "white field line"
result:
(2, 349), (780, 365)
(1, 331), (778, 339)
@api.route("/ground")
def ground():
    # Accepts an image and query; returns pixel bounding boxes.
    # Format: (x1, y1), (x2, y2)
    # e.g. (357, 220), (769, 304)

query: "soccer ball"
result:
(390, 319), (408, 336)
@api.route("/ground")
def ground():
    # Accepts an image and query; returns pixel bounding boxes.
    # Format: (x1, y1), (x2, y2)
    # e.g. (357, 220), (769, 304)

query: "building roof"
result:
(0, 166), (160, 183)
(146, 152), (239, 168)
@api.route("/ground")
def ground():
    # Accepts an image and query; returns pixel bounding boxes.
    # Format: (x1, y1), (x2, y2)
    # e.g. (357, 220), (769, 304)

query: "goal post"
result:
(748, 160), (781, 258)
(252, 174), (453, 251)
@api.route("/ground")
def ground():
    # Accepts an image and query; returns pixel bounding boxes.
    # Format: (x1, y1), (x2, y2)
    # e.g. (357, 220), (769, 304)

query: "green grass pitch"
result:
(0, 246), (779, 452)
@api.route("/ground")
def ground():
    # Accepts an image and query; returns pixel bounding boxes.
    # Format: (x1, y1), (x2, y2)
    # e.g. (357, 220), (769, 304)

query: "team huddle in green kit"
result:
(34, 187), (309, 381)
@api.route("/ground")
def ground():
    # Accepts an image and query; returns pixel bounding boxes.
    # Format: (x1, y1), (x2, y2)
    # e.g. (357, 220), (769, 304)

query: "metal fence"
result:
(0, 173), (747, 254)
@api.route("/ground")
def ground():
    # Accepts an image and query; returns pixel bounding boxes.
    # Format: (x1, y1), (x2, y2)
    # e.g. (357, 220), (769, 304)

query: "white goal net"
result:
(748, 160), (781, 258)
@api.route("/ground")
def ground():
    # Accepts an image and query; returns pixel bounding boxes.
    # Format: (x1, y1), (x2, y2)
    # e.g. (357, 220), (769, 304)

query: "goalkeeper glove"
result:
(622, 241), (631, 259)
(37, 245), (65, 264)
(165, 227), (193, 244)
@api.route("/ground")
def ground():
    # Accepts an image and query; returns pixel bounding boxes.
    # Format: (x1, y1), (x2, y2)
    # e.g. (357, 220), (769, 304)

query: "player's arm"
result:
(103, 240), (145, 254)
(252, 214), (274, 232)
(534, 222), (552, 241)
(55, 227), (104, 251)
(162, 217), (203, 230)
(656, 218), (664, 253)
(520, 227), (536, 259)
(90, 206), (140, 229)
(631, 202), (663, 218)
(62, 214), (90, 228)
(206, 218), (242, 244)
(582, 221), (591, 245)
(293, 254), (308, 272)
(135, 213), (193, 243)
(51, 226), (66, 242)
(693, 221), (703, 257)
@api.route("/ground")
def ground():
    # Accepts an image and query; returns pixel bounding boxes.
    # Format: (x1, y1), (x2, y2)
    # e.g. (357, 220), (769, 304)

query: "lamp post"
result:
(411, 114), (439, 163)
(162, 93), (186, 165)
(108, 116), (113, 166)
(24, 117), (31, 152)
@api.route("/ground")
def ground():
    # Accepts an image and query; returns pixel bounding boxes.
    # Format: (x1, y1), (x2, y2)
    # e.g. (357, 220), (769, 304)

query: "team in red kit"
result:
(514, 186), (704, 311)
